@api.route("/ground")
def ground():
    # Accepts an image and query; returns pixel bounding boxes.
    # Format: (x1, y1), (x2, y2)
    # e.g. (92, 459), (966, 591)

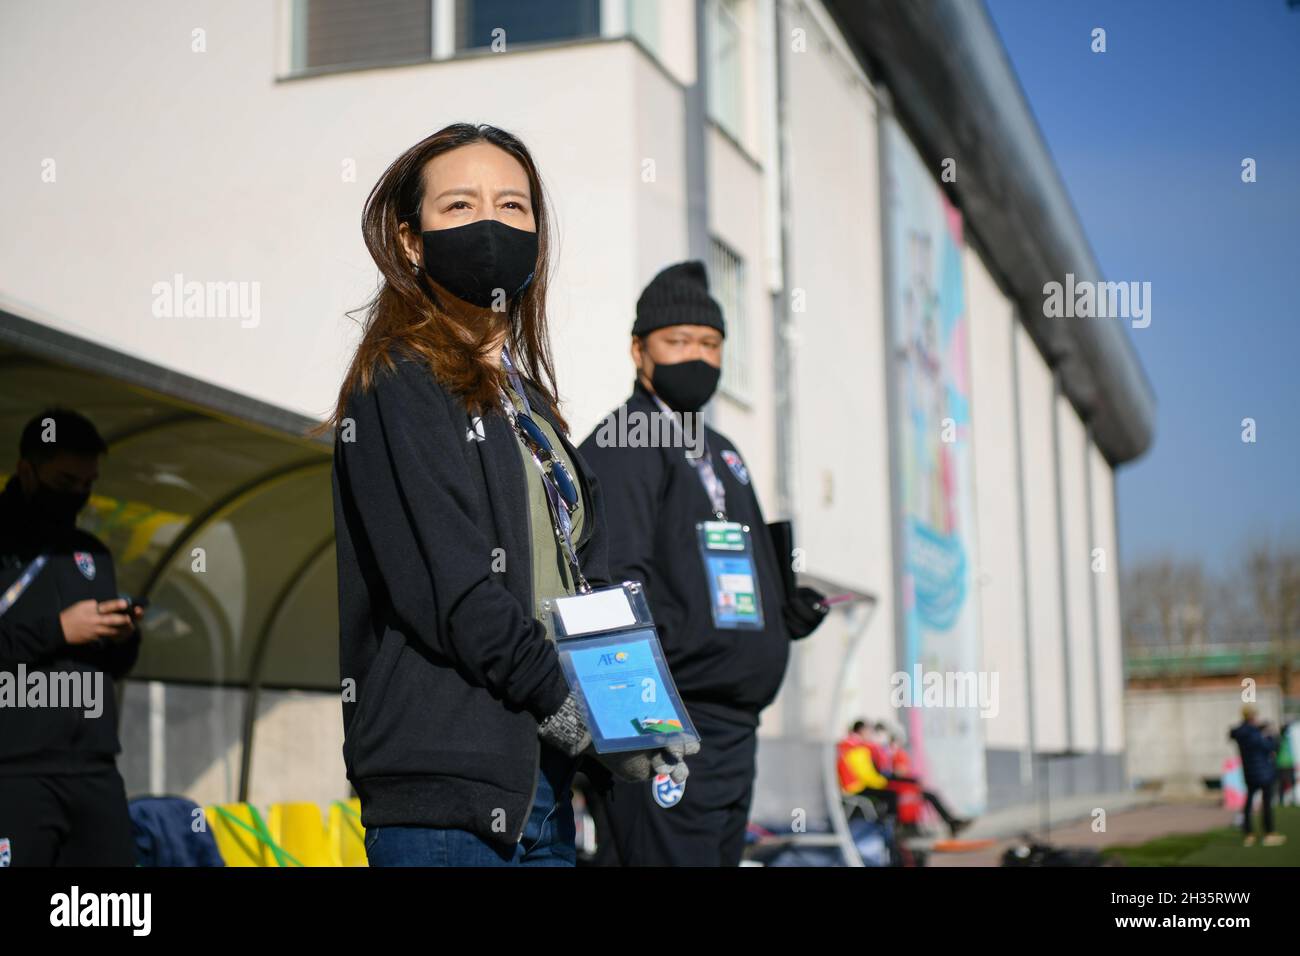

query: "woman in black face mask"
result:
(322, 124), (686, 867)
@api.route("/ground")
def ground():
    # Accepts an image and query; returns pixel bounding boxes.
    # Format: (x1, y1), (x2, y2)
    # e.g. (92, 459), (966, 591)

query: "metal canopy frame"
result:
(1, 310), (340, 802)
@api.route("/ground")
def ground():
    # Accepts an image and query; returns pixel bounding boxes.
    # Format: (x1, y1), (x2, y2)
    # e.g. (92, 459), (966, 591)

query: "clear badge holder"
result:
(696, 520), (765, 630)
(543, 581), (699, 754)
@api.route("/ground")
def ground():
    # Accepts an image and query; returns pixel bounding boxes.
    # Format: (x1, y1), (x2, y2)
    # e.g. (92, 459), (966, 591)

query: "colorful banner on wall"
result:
(884, 117), (987, 817)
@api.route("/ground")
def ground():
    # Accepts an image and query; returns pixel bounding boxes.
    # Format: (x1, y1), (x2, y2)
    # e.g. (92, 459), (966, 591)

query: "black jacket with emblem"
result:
(0, 476), (139, 774)
(332, 352), (611, 850)
(578, 381), (791, 728)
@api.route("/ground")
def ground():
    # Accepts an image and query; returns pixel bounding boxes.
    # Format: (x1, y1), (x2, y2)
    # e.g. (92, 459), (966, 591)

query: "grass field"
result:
(1103, 806), (1300, 867)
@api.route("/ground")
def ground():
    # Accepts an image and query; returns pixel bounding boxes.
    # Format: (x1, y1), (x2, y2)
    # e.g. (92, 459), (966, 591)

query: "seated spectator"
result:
(887, 734), (971, 837)
(836, 719), (971, 836)
(837, 720), (895, 820)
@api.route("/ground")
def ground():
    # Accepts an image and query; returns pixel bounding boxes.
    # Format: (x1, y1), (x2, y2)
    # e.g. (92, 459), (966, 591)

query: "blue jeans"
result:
(364, 746), (577, 866)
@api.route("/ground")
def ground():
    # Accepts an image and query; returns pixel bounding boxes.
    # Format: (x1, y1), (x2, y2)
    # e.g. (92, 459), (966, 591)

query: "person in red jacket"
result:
(887, 733), (971, 837)
(838, 721), (882, 793)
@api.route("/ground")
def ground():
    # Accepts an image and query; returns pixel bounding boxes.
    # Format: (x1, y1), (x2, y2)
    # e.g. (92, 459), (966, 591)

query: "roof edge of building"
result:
(823, 0), (1156, 465)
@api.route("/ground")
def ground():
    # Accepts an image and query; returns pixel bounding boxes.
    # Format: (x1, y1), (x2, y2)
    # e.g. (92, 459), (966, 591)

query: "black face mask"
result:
(420, 219), (538, 309)
(30, 481), (89, 528)
(651, 359), (721, 414)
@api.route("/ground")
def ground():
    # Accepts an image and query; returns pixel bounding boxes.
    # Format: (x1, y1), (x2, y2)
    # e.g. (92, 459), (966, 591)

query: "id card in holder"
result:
(544, 582), (698, 754)
(696, 520), (765, 630)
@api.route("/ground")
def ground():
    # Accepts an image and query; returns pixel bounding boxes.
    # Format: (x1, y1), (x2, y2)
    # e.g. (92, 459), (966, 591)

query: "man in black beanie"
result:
(578, 261), (828, 866)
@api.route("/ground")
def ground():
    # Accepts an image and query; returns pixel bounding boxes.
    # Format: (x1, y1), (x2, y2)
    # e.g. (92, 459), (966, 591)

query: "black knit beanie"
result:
(632, 260), (726, 338)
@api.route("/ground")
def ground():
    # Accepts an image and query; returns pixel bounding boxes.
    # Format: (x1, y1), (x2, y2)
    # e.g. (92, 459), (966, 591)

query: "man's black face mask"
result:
(651, 359), (721, 414)
(30, 480), (90, 527)
(420, 219), (538, 310)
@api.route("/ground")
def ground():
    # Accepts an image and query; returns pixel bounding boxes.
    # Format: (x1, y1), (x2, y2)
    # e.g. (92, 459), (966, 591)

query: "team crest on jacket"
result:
(0, 837), (10, 867)
(720, 449), (749, 485)
(652, 773), (686, 808)
(74, 551), (96, 580)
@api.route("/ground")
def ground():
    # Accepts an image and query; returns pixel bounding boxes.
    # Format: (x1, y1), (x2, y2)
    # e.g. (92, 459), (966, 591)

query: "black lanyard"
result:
(650, 393), (727, 520)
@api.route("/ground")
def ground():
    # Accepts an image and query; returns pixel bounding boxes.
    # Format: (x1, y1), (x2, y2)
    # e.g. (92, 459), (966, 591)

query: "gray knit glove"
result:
(590, 735), (700, 784)
(537, 692), (592, 757)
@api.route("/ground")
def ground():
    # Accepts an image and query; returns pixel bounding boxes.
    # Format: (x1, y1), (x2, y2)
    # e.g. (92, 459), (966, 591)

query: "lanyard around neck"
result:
(650, 392), (727, 520)
(499, 348), (590, 593)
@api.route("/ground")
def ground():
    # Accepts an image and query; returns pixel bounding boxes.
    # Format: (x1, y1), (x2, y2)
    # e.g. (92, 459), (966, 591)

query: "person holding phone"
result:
(327, 124), (693, 867)
(0, 408), (143, 866)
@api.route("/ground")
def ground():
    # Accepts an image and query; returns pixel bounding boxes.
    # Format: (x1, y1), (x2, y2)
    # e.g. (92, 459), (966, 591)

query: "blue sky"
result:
(985, 0), (1300, 573)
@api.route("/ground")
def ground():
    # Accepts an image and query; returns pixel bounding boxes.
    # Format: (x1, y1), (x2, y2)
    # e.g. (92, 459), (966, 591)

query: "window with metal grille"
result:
(706, 0), (744, 141)
(293, 0), (433, 72)
(709, 238), (750, 402)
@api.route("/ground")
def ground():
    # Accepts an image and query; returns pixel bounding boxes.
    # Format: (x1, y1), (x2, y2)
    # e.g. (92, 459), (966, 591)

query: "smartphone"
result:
(819, 593), (871, 608)
(117, 594), (150, 614)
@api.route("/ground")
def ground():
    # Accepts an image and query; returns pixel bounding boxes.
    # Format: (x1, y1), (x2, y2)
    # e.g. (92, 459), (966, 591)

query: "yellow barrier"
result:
(328, 798), (368, 867)
(205, 799), (365, 866)
(268, 802), (336, 867)
(205, 803), (298, 867)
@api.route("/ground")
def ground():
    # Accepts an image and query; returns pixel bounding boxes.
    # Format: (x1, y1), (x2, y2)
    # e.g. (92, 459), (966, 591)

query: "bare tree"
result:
(1243, 542), (1300, 704)
(1122, 556), (1211, 686)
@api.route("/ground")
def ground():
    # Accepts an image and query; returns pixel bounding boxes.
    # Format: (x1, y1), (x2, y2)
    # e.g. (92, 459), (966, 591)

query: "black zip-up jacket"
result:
(578, 382), (791, 728)
(0, 476), (139, 774)
(332, 353), (610, 851)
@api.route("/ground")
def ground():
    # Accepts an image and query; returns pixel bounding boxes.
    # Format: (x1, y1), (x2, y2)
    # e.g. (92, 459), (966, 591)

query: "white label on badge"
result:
(717, 573), (754, 593)
(554, 588), (637, 636)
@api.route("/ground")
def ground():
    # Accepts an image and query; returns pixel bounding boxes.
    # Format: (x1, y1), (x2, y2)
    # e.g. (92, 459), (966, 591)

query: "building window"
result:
(706, 0), (743, 141)
(456, 0), (600, 51)
(626, 0), (659, 57)
(710, 238), (750, 402)
(289, 0), (606, 73)
(292, 0), (433, 72)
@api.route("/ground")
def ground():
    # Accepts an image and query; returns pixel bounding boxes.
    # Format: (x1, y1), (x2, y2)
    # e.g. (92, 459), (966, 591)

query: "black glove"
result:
(784, 586), (829, 640)
(537, 692), (592, 756)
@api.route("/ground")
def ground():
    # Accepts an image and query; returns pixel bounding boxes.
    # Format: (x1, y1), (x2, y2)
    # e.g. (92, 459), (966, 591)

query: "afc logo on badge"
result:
(74, 551), (96, 580)
(0, 837), (11, 867)
(652, 773), (685, 809)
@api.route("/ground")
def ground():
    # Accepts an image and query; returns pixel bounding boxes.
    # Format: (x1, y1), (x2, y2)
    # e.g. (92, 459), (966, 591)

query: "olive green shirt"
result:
(505, 388), (584, 625)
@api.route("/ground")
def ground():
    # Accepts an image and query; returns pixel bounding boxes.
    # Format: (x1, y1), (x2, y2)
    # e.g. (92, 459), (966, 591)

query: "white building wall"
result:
(776, 3), (894, 742)
(1092, 444), (1127, 753)
(1126, 686), (1282, 783)
(1017, 327), (1069, 751)
(966, 248), (1029, 752)
(572, 45), (690, 440)
(709, 129), (779, 529)
(1058, 395), (1099, 750)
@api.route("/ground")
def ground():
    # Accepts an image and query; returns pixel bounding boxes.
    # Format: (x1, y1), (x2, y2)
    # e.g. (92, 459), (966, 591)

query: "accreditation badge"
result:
(543, 582), (699, 755)
(696, 520), (764, 630)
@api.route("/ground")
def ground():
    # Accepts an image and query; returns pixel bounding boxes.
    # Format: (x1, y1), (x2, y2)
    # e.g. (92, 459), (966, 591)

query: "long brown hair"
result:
(317, 123), (567, 437)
